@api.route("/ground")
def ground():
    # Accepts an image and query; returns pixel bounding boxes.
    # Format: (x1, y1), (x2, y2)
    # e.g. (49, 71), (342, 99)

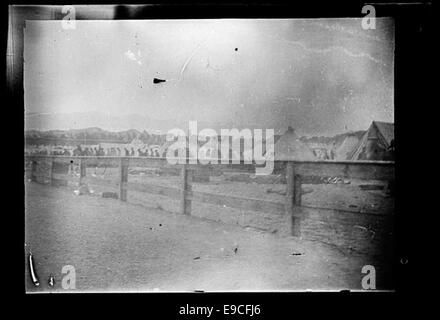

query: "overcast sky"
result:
(24, 18), (394, 136)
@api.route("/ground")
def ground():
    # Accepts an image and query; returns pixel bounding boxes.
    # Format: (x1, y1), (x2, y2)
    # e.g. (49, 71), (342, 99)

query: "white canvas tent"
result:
(128, 137), (145, 149)
(350, 121), (394, 160)
(335, 135), (360, 160)
(272, 127), (316, 161)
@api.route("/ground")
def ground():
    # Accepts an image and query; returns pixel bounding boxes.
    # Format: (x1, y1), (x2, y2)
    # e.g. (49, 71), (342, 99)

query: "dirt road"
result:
(25, 182), (386, 292)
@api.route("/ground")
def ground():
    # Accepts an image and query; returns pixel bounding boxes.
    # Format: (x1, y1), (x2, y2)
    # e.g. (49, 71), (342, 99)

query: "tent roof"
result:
(272, 127), (316, 161)
(373, 121), (394, 147)
(335, 135), (360, 160)
(349, 121), (394, 159)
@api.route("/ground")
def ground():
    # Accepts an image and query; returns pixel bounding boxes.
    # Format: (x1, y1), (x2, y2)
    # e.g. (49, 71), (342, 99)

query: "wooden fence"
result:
(25, 155), (395, 236)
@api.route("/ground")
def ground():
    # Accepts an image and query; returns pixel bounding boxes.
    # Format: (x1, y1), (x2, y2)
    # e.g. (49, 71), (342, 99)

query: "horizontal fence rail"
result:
(25, 155), (395, 236)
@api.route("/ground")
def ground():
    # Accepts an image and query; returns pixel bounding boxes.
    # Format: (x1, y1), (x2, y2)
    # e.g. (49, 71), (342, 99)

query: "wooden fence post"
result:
(294, 174), (302, 207)
(119, 157), (129, 201)
(79, 159), (86, 186)
(50, 158), (55, 186)
(181, 164), (192, 215)
(31, 160), (38, 182)
(286, 162), (302, 236)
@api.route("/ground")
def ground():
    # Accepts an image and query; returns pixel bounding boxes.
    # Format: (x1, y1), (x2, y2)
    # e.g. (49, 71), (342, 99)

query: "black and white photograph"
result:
(10, 4), (401, 293)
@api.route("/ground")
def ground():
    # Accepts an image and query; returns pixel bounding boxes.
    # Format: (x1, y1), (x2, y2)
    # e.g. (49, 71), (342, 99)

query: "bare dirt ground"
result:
(24, 181), (389, 293)
(79, 167), (394, 257)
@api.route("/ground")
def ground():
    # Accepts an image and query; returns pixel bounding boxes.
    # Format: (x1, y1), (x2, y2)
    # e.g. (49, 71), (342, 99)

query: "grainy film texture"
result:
(16, 6), (395, 292)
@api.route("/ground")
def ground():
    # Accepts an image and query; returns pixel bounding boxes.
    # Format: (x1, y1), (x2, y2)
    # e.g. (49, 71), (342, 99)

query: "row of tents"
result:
(274, 121), (394, 161)
(26, 121), (394, 162)
(121, 120), (395, 161)
(159, 120), (394, 162)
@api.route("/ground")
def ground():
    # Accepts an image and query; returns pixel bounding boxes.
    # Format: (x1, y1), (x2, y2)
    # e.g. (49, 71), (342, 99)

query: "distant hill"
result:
(25, 111), (231, 134)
